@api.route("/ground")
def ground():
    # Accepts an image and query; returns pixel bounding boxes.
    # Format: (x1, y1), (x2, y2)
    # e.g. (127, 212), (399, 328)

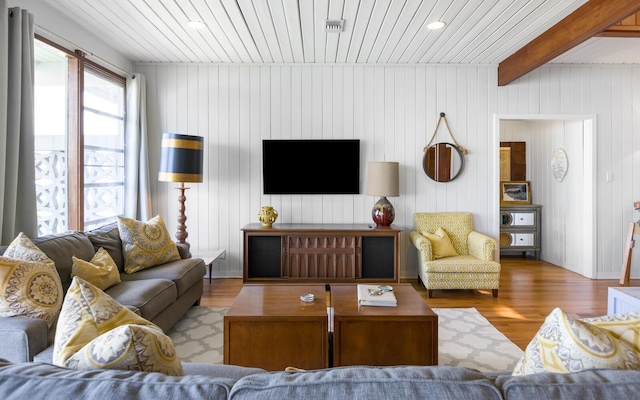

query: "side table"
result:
(192, 249), (226, 283)
(608, 287), (640, 315)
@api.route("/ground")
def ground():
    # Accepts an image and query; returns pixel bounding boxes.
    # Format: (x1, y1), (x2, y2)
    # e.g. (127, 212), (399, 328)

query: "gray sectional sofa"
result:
(1, 359), (640, 399)
(0, 222), (206, 363)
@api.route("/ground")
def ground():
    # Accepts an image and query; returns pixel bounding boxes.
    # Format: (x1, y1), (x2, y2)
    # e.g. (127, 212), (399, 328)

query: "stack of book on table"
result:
(357, 284), (397, 307)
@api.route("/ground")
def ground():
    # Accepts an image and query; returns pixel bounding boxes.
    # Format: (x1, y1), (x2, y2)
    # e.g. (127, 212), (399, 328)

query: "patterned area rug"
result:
(433, 307), (523, 372)
(167, 306), (523, 372)
(167, 306), (226, 364)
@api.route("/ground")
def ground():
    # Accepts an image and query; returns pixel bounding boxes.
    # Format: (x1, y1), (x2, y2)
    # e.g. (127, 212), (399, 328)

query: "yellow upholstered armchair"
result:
(410, 212), (501, 298)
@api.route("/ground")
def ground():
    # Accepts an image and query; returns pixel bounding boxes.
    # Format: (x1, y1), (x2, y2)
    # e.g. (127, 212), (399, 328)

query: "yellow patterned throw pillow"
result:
(117, 215), (181, 274)
(71, 247), (121, 290)
(420, 227), (459, 259)
(512, 307), (640, 375)
(53, 277), (184, 376)
(582, 311), (640, 352)
(0, 233), (63, 328)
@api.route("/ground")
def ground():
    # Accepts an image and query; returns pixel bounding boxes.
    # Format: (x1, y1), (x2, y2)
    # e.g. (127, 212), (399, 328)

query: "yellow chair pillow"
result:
(512, 307), (640, 375)
(53, 276), (183, 376)
(117, 215), (181, 274)
(0, 233), (63, 328)
(71, 247), (121, 290)
(420, 227), (459, 259)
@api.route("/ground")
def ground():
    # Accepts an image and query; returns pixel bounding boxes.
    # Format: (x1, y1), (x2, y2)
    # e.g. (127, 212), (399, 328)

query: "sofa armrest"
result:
(176, 243), (191, 259)
(468, 231), (497, 261)
(410, 231), (434, 261)
(0, 317), (48, 363)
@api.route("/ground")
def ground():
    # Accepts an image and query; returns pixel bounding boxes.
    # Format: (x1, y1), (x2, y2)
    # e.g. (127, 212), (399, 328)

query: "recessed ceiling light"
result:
(187, 20), (206, 29)
(426, 21), (446, 30)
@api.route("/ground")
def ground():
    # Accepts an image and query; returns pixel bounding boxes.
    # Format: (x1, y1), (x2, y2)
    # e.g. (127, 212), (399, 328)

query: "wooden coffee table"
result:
(223, 284), (329, 371)
(330, 283), (438, 367)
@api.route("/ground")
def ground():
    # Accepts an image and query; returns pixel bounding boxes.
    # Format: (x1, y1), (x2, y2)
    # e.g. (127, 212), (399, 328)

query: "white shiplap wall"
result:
(136, 63), (640, 280)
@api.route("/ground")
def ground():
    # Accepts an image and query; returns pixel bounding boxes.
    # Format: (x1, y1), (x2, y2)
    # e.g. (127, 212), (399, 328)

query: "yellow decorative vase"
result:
(258, 206), (278, 227)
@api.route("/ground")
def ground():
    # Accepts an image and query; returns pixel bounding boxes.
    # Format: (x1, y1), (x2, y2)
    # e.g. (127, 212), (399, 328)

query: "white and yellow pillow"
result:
(53, 276), (183, 375)
(71, 247), (121, 290)
(0, 233), (63, 328)
(117, 215), (181, 274)
(513, 307), (640, 375)
(420, 227), (459, 259)
(2, 232), (54, 264)
(582, 311), (640, 352)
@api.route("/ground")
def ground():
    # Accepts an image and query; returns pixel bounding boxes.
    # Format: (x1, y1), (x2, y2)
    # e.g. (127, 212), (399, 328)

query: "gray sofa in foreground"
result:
(0, 222), (206, 363)
(1, 359), (640, 400)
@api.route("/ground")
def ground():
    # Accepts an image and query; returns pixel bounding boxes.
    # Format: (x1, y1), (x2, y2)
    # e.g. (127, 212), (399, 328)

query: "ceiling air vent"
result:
(325, 19), (344, 33)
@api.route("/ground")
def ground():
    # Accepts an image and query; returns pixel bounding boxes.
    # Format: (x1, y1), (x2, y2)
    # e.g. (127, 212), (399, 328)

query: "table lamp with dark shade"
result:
(158, 133), (204, 247)
(366, 161), (399, 227)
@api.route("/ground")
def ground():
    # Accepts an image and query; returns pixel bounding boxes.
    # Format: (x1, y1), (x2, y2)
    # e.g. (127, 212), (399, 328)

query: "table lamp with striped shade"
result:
(158, 133), (204, 247)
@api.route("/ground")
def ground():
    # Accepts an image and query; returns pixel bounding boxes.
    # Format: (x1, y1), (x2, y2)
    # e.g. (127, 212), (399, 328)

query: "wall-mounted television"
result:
(262, 139), (360, 194)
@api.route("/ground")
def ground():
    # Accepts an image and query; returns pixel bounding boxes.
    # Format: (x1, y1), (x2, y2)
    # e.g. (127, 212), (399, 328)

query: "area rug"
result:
(432, 307), (523, 372)
(167, 306), (523, 372)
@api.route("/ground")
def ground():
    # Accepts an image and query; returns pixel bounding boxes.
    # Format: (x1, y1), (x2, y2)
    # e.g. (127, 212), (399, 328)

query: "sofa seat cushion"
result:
(30, 231), (95, 292)
(423, 255), (501, 273)
(229, 366), (503, 400)
(0, 359), (233, 399)
(496, 369), (640, 400)
(105, 279), (177, 321)
(119, 258), (205, 298)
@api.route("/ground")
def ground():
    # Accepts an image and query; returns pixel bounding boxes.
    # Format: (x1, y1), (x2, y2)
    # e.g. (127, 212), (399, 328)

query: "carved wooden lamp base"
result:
(175, 183), (190, 248)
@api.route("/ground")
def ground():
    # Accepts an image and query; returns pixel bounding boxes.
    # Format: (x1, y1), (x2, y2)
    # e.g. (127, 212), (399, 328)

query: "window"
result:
(34, 38), (126, 235)
(83, 68), (125, 230)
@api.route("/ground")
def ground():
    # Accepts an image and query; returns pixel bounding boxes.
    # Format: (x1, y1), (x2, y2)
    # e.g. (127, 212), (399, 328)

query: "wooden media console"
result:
(241, 224), (401, 283)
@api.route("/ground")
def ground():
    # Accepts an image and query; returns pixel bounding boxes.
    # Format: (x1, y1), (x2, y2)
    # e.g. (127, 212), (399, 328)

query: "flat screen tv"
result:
(262, 139), (360, 194)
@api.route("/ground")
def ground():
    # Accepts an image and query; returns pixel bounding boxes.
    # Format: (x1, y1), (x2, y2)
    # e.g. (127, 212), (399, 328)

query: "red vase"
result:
(372, 196), (395, 227)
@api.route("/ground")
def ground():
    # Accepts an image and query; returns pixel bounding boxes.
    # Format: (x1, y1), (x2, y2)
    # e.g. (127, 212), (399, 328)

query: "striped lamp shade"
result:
(158, 134), (204, 183)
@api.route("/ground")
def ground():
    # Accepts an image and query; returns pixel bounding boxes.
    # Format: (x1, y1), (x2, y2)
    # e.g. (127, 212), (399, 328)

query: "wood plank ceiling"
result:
(40, 0), (640, 84)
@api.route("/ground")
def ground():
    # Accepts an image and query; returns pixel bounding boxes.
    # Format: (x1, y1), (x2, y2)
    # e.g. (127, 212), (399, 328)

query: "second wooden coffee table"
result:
(330, 283), (438, 367)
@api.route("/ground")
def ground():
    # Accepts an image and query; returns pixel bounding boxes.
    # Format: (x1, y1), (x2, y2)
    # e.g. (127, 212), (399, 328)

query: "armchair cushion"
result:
(420, 227), (458, 259)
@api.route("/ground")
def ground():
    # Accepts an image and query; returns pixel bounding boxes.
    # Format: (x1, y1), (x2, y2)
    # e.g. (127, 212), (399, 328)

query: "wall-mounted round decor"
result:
(551, 148), (568, 182)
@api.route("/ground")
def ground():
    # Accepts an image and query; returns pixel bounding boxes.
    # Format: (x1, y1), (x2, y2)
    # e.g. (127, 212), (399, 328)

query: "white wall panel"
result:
(136, 63), (640, 280)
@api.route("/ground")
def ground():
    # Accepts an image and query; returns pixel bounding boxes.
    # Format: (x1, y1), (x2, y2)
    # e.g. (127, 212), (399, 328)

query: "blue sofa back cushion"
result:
(86, 222), (125, 272)
(0, 359), (235, 400)
(0, 231), (95, 293)
(229, 365), (503, 400)
(496, 369), (640, 400)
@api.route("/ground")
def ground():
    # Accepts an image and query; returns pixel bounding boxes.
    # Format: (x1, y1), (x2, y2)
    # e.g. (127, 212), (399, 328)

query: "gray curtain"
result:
(124, 72), (152, 221)
(0, 2), (37, 244)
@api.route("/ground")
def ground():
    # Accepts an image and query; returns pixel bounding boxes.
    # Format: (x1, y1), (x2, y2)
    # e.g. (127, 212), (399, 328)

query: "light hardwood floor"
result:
(200, 256), (638, 350)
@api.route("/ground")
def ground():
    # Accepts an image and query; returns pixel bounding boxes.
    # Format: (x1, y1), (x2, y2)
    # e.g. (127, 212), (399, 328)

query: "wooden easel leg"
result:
(620, 222), (637, 286)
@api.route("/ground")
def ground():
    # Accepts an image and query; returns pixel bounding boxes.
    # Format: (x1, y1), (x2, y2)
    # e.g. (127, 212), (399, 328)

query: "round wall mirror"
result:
(423, 142), (464, 182)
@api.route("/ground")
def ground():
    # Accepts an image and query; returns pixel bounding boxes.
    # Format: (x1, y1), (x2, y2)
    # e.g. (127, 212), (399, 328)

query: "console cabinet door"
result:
(283, 236), (359, 279)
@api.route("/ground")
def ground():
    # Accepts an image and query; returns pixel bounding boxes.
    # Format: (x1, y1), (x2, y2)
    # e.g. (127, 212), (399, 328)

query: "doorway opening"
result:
(491, 114), (596, 278)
